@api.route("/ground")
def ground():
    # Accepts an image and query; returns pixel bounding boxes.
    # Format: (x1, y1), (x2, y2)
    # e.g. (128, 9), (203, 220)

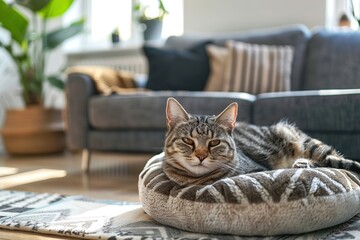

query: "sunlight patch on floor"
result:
(0, 169), (67, 189)
(0, 167), (18, 177)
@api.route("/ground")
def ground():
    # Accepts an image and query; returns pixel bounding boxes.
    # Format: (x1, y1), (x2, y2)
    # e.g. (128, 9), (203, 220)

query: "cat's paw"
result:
(292, 158), (316, 169)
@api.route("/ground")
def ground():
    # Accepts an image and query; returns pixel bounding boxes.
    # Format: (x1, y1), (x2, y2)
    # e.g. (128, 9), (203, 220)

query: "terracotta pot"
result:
(1, 105), (65, 155)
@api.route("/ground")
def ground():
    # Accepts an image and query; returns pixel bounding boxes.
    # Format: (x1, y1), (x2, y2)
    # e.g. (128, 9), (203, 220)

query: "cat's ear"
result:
(215, 102), (238, 132)
(166, 98), (190, 129)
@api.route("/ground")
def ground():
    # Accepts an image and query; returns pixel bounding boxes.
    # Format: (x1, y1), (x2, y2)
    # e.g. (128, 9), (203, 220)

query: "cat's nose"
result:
(195, 150), (208, 162)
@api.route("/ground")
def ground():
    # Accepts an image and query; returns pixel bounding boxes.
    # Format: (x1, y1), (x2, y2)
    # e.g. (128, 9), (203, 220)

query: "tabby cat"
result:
(163, 97), (360, 186)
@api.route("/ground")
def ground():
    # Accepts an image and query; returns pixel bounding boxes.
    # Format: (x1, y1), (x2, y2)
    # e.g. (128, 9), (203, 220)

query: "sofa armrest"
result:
(65, 73), (98, 150)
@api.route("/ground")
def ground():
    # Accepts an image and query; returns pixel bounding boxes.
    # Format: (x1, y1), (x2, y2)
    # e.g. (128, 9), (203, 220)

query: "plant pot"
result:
(141, 18), (163, 41)
(111, 33), (120, 44)
(1, 106), (65, 155)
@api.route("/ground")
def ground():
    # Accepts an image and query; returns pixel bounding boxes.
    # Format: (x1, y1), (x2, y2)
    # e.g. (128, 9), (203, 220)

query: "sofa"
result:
(66, 24), (360, 172)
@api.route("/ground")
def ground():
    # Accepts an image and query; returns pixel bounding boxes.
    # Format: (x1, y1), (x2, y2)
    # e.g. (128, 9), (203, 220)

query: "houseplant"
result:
(0, 0), (84, 154)
(351, 0), (360, 27)
(133, 0), (168, 41)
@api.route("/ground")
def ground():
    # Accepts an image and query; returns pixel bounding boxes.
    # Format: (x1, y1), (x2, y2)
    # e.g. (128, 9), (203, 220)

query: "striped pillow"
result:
(223, 41), (294, 94)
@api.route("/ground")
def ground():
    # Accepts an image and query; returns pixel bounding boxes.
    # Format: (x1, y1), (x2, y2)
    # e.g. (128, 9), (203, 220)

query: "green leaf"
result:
(45, 19), (84, 50)
(13, 53), (28, 62)
(0, 0), (28, 45)
(47, 75), (65, 90)
(39, 0), (74, 19)
(15, 0), (51, 12)
(133, 4), (140, 11)
(159, 0), (169, 16)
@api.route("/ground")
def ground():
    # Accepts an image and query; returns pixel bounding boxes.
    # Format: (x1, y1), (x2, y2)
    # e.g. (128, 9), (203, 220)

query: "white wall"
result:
(183, 0), (327, 34)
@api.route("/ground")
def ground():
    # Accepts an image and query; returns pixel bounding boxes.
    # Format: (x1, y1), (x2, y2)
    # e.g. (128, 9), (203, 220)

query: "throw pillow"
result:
(143, 42), (210, 91)
(204, 44), (228, 91)
(224, 41), (294, 94)
(204, 42), (294, 94)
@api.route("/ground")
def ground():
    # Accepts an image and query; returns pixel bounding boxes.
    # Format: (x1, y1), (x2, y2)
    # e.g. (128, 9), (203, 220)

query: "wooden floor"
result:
(0, 150), (154, 239)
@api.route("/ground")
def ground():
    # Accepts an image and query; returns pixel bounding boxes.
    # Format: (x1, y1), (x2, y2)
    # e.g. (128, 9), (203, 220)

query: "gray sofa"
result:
(66, 24), (360, 172)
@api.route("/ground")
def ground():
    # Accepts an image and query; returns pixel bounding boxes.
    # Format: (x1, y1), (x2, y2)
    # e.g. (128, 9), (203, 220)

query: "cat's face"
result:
(164, 98), (238, 177)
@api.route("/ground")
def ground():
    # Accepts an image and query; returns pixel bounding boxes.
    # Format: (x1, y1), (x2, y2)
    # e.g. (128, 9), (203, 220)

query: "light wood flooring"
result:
(0, 150), (153, 239)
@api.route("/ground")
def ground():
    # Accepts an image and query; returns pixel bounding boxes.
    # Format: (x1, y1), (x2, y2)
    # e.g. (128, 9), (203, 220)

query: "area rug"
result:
(0, 190), (360, 239)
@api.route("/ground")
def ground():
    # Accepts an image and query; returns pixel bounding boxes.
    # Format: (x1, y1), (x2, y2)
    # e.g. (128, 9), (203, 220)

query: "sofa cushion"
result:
(253, 89), (360, 132)
(89, 91), (255, 129)
(302, 29), (360, 90)
(143, 42), (210, 91)
(165, 24), (310, 91)
(88, 130), (165, 152)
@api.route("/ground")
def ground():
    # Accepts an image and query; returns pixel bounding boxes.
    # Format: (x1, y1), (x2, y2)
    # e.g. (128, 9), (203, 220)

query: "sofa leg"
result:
(82, 149), (91, 173)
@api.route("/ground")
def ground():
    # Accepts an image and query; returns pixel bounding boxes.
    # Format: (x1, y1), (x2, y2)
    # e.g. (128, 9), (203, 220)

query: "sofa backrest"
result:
(302, 29), (360, 90)
(165, 25), (311, 91)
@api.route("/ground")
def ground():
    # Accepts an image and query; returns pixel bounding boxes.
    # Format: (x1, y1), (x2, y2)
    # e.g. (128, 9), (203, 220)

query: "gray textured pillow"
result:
(139, 153), (360, 236)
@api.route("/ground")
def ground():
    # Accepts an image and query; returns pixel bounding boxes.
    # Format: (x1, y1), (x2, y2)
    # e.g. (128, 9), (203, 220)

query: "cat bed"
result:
(138, 152), (360, 236)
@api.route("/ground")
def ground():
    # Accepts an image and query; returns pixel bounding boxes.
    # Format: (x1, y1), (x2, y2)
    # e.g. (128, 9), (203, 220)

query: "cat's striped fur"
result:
(163, 97), (360, 186)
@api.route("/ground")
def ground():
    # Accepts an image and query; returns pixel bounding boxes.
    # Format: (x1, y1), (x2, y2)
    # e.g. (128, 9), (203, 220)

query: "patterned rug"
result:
(0, 190), (360, 240)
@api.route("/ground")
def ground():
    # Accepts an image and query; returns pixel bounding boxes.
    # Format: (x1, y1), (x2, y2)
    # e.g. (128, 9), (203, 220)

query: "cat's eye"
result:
(209, 140), (221, 147)
(182, 137), (194, 145)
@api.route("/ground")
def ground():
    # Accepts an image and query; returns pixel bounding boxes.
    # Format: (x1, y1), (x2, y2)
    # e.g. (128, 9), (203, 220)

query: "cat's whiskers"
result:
(166, 156), (185, 164)
(212, 160), (243, 175)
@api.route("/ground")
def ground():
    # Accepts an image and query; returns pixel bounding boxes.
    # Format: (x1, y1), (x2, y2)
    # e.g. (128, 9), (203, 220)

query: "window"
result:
(326, 0), (359, 29)
(90, 0), (133, 42)
(63, 0), (183, 50)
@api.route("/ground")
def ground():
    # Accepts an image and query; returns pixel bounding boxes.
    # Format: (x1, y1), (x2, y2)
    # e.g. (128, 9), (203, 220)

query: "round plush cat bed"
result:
(138, 153), (360, 236)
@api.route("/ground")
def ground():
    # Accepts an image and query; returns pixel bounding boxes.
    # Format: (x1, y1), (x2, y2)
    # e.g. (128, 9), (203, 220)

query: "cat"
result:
(163, 97), (360, 186)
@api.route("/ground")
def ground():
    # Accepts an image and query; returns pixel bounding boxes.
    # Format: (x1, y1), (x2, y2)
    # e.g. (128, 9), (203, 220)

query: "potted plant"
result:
(0, 0), (84, 154)
(111, 27), (121, 44)
(351, 0), (360, 27)
(133, 0), (168, 41)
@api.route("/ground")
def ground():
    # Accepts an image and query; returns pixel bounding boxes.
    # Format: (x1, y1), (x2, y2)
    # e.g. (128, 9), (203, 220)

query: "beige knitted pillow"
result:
(139, 152), (360, 236)
(204, 44), (229, 91)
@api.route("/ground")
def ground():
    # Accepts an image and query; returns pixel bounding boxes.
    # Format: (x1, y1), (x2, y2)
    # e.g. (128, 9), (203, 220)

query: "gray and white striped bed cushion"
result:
(139, 152), (360, 236)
